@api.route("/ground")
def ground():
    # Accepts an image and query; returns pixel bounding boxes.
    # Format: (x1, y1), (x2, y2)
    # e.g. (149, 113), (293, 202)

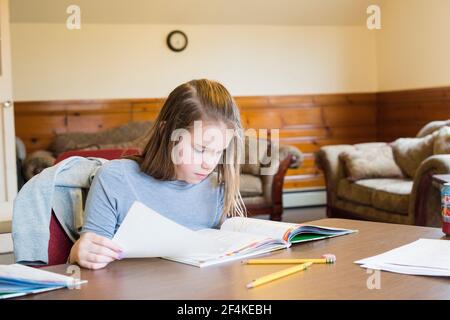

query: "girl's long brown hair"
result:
(131, 79), (246, 220)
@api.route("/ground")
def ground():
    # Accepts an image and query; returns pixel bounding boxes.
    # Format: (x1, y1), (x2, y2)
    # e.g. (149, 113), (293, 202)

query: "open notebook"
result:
(166, 217), (356, 267)
(113, 201), (356, 267)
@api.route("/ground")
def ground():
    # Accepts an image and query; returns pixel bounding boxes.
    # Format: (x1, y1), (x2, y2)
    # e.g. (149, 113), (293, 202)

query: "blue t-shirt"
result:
(81, 159), (224, 239)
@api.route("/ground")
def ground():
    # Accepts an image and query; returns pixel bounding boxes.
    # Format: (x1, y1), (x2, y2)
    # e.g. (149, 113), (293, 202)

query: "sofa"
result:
(316, 120), (450, 227)
(21, 121), (303, 221)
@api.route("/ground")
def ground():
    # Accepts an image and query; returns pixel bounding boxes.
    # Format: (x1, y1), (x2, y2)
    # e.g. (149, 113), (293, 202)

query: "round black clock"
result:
(166, 30), (188, 52)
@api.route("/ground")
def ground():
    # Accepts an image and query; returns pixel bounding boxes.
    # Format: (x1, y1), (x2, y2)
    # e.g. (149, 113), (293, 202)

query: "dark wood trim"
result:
(377, 85), (450, 141)
(14, 86), (449, 194)
(414, 170), (434, 226)
(14, 92), (378, 192)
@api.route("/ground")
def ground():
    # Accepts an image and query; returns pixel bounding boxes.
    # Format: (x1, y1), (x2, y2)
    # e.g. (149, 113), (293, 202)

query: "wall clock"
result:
(166, 30), (188, 52)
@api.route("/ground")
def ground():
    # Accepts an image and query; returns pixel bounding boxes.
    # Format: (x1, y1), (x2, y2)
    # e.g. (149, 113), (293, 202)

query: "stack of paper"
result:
(0, 264), (87, 299)
(355, 239), (450, 276)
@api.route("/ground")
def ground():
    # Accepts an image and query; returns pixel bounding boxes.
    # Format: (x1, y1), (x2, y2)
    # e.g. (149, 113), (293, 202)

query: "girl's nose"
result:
(201, 153), (217, 170)
(201, 160), (213, 171)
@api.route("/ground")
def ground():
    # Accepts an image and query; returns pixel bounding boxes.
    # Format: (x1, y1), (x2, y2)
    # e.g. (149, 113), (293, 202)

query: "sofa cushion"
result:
(242, 196), (268, 207)
(335, 199), (414, 225)
(339, 145), (404, 181)
(433, 126), (450, 155)
(337, 179), (373, 207)
(337, 178), (413, 214)
(239, 174), (263, 197)
(391, 132), (437, 178)
(353, 142), (388, 149)
(368, 179), (412, 215)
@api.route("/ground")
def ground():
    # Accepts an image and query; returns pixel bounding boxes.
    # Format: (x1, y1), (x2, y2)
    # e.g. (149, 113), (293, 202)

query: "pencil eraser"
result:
(322, 254), (336, 263)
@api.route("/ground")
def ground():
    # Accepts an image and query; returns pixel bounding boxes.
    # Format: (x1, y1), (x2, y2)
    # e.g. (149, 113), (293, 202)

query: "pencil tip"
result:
(246, 283), (253, 289)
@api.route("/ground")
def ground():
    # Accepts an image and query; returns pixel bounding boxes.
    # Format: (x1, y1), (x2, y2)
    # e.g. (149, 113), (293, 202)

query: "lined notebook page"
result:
(220, 217), (298, 240)
(194, 229), (285, 258)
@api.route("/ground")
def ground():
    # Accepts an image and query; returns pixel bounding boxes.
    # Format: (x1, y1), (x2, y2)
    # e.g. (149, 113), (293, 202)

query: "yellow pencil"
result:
(244, 254), (336, 265)
(246, 262), (313, 289)
(245, 258), (332, 265)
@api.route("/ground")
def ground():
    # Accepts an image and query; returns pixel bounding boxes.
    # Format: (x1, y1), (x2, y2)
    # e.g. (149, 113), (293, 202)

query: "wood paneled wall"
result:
(14, 87), (450, 190)
(14, 93), (378, 191)
(378, 86), (450, 141)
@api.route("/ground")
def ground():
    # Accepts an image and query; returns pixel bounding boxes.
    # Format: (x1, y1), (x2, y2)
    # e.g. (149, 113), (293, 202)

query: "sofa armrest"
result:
(316, 145), (356, 207)
(22, 150), (56, 181)
(279, 145), (303, 169)
(411, 154), (450, 226)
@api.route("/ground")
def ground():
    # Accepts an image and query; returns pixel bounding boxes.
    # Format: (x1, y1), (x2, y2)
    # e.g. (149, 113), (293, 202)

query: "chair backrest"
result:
(47, 148), (141, 266)
(55, 148), (141, 163)
(47, 211), (74, 265)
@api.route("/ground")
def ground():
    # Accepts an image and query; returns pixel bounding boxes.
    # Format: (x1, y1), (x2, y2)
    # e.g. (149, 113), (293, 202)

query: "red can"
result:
(442, 183), (450, 236)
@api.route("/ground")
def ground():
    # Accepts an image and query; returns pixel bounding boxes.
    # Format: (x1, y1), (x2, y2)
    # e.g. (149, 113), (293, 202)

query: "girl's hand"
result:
(69, 232), (123, 270)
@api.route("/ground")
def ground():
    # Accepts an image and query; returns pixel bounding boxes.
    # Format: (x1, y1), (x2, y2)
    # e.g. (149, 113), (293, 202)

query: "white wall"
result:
(376, 0), (450, 91)
(10, 24), (378, 101)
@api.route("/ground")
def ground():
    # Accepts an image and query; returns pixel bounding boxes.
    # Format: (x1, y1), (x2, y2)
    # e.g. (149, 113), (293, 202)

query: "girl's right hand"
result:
(69, 232), (123, 270)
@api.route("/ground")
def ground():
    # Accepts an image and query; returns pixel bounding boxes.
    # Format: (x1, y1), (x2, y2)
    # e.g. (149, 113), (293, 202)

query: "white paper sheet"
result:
(0, 263), (86, 285)
(360, 263), (450, 276)
(112, 201), (225, 258)
(355, 238), (450, 277)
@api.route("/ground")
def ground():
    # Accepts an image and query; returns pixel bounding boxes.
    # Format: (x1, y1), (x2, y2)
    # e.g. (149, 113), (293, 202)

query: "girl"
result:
(69, 79), (246, 269)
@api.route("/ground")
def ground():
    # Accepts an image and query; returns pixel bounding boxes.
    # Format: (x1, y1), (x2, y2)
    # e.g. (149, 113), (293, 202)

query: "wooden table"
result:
(18, 218), (450, 300)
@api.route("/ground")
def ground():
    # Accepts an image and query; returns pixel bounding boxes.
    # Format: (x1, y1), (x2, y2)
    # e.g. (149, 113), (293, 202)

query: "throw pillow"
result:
(433, 126), (450, 155)
(391, 131), (437, 178)
(339, 146), (404, 181)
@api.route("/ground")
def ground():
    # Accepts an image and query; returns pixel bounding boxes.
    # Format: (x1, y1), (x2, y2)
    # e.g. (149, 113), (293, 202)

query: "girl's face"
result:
(174, 121), (232, 184)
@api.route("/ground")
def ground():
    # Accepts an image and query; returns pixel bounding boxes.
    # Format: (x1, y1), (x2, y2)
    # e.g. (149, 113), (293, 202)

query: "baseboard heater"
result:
(282, 188), (326, 208)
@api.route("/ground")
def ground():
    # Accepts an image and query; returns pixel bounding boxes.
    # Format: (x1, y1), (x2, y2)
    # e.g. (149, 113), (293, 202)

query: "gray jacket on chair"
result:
(12, 157), (107, 265)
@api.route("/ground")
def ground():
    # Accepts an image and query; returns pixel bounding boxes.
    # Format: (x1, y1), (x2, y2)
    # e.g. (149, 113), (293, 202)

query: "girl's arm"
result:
(69, 163), (124, 269)
(69, 232), (122, 269)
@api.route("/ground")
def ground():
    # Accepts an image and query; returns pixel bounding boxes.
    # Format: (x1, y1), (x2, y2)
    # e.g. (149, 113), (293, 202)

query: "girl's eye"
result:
(194, 146), (205, 153)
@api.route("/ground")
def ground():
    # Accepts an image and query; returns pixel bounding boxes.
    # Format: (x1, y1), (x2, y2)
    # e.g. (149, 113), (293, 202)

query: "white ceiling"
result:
(10, 0), (379, 25)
